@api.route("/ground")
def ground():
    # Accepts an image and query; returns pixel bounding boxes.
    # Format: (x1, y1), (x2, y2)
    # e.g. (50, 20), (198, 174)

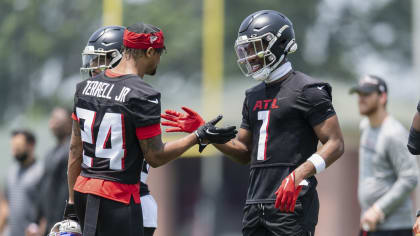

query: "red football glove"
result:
(274, 171), (303, 213)
(161, 106), (205, 133)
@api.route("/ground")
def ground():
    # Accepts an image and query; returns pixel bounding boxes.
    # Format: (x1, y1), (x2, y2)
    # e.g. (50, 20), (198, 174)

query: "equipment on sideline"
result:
(48, 220), (82, 236)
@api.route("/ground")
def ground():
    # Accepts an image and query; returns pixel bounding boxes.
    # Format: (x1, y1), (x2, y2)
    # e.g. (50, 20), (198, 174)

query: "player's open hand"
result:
(275, 171), (302, 213)
(161, 106), (205, 133)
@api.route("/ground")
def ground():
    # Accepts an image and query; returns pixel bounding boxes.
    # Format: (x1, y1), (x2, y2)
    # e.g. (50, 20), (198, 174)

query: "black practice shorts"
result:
(359, 229), (413, 236)
(242, 190), (319, 236)
(74, 191), (143, 236)
(144, 227), (156, 236)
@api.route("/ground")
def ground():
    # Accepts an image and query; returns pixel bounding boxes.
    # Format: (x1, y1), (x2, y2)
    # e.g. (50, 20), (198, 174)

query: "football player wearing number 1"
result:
(65, 22), (237, 236)
(161, 10), (344, 235)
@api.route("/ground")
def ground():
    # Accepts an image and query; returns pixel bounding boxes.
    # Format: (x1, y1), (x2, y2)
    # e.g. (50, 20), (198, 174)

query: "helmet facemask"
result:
(80, 45), (122, 79)
(48, 219), (82, 236)
(235, 32), (278, 81)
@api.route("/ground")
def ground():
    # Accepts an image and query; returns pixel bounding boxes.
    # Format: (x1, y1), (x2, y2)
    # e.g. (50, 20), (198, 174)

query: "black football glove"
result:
(194, 115), (237, 152)
(63, 201), (78, 222)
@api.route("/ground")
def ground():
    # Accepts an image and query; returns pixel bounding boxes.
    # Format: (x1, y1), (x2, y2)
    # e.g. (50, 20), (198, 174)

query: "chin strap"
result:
(264, 61), (293, 83)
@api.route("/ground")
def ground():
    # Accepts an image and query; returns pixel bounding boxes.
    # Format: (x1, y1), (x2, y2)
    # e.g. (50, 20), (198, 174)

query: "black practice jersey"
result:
(408, 100), (420, 155)
(241, 71), (335, 204)
(418, 100), (420, 113)
(73, 72), (160, 184)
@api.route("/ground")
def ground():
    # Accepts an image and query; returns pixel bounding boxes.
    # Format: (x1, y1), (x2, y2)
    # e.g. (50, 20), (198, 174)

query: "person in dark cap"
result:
(350, 75), (418, 236)
(64, 22), (237, 236)
(349, 74), (388, 95)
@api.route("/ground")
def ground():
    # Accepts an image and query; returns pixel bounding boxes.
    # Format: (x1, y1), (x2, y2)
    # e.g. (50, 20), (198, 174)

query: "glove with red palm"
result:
(274, 171), (303, 213)
(161, 106), (205, 133)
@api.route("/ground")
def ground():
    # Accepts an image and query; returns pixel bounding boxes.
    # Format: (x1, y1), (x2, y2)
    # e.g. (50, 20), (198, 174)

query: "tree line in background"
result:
(0, 0), (411, 124)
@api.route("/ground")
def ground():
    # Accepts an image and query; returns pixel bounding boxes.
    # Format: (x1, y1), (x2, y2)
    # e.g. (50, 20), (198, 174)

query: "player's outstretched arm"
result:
(142, 115), (237, 167)
(213, 128), (252, 164)
(67, 120), (83, 204)
(161, 107), (248, 163)
(294, 115), (345, 184)
(408, 111), (420, 155)
(139, 133), (197, 168)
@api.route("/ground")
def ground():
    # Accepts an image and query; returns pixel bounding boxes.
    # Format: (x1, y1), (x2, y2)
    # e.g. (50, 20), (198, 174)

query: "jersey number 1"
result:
(76, 107), (126, 170)
(257, 110), (270, 160)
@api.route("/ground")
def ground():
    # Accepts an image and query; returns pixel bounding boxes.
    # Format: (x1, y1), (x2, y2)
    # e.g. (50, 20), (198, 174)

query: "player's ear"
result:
(145, 47), (155, 58)
(380, 92), (388, 107)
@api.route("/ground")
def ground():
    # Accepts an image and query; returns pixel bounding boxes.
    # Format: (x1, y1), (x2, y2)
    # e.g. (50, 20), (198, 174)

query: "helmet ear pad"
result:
(289, 41), (298, 53)
(269, 28), (297, 63)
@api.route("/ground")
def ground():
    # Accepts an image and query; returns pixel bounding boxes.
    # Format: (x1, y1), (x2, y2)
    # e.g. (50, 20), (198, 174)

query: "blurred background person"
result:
(350, 75), (419, 236)
(27, 107), (72, 236)
(0, 130), (44, 236)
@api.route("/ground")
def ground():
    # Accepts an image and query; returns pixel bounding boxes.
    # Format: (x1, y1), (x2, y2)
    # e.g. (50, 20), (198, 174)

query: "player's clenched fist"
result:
(161, 106), (205, 133)
(275, 171), (302, 213)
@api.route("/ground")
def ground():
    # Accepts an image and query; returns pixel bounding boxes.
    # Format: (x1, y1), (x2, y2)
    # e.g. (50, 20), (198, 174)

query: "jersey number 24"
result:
(76, 107), (126, 170)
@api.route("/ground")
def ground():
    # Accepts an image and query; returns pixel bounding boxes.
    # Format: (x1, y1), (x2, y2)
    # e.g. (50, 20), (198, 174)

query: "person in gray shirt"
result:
(26, 107), (72, 236)
(350, 75), (419, 236)
(0, 130), (44, 236)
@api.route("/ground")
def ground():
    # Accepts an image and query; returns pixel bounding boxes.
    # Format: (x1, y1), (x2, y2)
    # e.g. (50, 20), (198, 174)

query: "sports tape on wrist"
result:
(307, 153), (326, 174)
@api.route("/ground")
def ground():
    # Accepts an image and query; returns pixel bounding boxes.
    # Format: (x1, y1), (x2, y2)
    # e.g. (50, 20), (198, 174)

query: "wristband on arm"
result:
(307, 153), (326, 174)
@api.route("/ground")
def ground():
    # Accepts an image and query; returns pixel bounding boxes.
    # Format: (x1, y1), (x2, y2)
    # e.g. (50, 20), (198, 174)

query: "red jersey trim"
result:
(136, 123), (161, 140)
(105, 69), (124, 78)
(73, 176), (140, 204)
(71, 112), (78, 121)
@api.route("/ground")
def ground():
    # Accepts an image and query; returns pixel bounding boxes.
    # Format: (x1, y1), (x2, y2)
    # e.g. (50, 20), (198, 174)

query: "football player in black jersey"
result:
(408, 101), (420, 155)
(80, 25), (157, 236)
(64, 22), (237, 236)
(162, 10), (345, 236)
(410, 100), (420, 235)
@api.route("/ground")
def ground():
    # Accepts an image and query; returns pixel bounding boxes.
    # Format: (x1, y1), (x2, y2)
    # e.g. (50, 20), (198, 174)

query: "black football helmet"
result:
(81, 25), (125, 79)
(234, 10), (297, 81)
